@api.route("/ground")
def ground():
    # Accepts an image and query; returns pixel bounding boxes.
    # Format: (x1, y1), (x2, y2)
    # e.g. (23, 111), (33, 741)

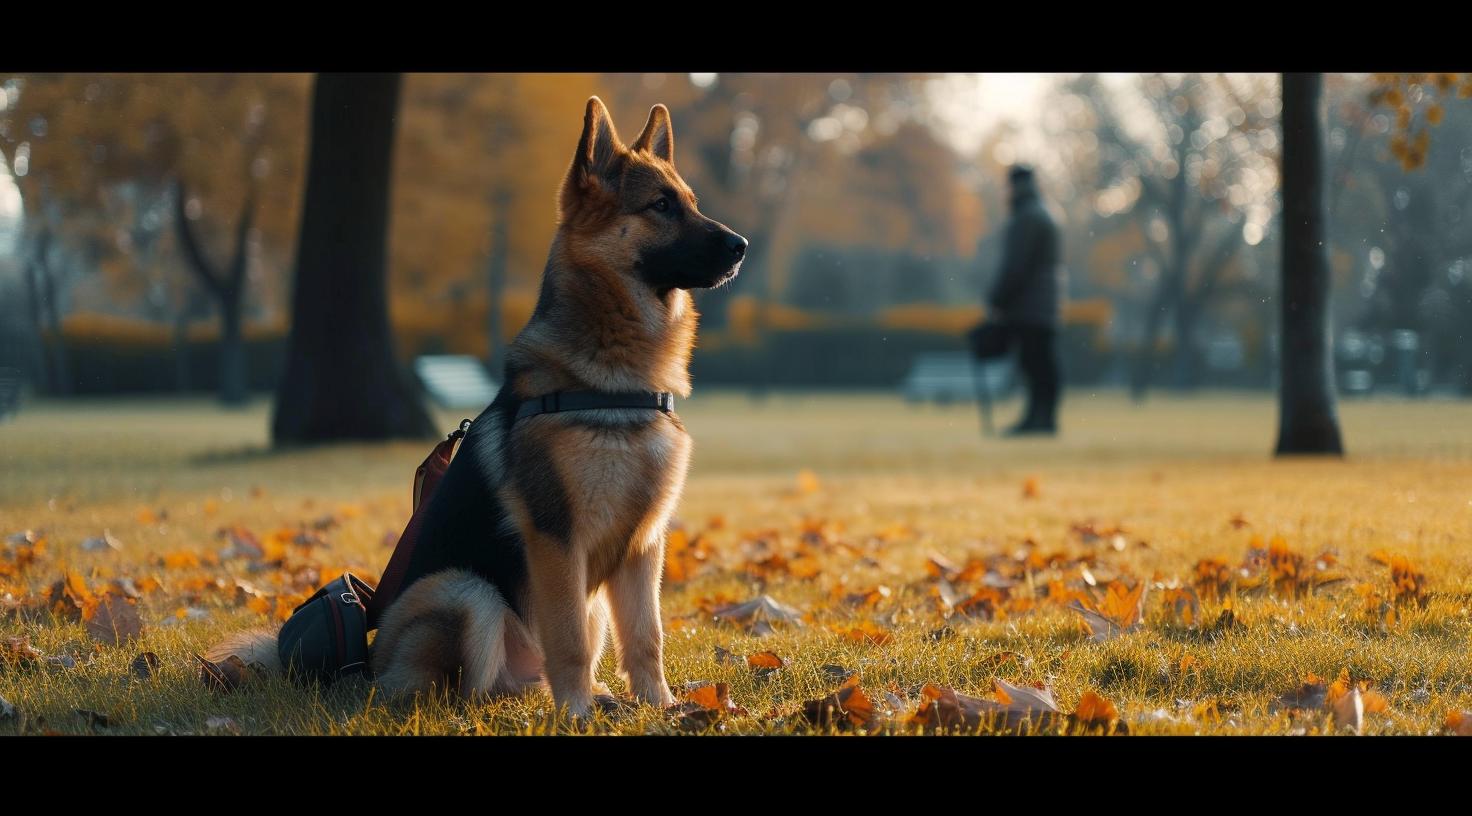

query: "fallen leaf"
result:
(1165, 586), (1201, 627)
(131, 651), (160, 680)
(1445, 711), (1472, 736)
(906, 679), (1062, 734)
(821, 664), (856, 683)
(84, 593), (144, 647)
(195, 653), (250, 693)
(708, 595), (805, 635)
(1022, 476), (1040, 499)
(1072, 691), (1127, 734)
(667, 682), (744, 731)
(801, 675), (877, 732)
(2, 635), (44, 666)
(75, 708), (111, 729)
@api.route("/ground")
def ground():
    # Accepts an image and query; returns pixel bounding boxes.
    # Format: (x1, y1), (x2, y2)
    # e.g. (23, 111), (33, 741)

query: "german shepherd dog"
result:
(217, 97), (745, 719)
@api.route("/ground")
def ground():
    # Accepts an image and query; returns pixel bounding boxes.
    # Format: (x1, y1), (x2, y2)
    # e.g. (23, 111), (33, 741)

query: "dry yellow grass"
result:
(3, 392), (1472, 735)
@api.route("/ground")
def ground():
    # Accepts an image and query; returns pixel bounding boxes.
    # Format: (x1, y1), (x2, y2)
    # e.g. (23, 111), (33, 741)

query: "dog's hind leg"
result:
(373, 569), (511, 700)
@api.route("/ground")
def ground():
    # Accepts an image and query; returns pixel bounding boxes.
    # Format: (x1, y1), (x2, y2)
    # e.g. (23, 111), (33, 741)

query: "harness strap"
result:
(514, 390), (675, 422)
(365, 418), (471, 628)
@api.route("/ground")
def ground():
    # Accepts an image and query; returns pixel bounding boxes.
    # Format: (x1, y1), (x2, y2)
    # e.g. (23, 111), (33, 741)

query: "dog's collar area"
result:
(514, 390), (675, 422)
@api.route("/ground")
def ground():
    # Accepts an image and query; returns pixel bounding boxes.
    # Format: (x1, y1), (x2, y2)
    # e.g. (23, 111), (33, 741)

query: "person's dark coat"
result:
(987, 175), (1063, 327)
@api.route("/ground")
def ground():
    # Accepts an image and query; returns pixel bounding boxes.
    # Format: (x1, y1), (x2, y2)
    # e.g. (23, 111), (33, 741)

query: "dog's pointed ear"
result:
(566, 96), (622, 192)
(631, 104), (674, 164)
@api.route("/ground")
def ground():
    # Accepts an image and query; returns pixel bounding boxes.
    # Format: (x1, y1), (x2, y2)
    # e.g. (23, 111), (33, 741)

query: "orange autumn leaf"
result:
(795, 469), (821, 495)
(1388, 555), (1429, 608)
(159, 550), (202, 570)
(1446, 711), (1472, 736)
(745, 651), (784, 670)
(801, 675), (875, 732)
(829, 620), (892, 645)
(1022, 476), (1040, 499)
(1165, 586), (1201, 626)
(1073, 691), (1122, 732)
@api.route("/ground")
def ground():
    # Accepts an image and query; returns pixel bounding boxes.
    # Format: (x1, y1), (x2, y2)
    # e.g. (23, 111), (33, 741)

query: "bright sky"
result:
(928, 73), (1141, 159)
(0, 159), (19, 257)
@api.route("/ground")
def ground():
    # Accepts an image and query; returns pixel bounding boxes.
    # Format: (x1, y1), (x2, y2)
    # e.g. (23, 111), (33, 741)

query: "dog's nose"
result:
(726, 233), (748, 260)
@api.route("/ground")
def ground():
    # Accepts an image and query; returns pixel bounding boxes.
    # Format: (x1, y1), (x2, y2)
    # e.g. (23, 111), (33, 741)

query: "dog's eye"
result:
(650, 197), (670, 213)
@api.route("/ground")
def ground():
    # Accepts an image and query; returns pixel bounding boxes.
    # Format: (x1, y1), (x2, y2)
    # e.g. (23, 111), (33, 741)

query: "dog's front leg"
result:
(525, 535), (594, 718)
(607, 536), (676, 707)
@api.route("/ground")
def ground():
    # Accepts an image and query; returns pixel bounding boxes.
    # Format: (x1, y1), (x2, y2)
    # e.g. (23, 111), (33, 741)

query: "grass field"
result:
(3, 391), (1472, 735)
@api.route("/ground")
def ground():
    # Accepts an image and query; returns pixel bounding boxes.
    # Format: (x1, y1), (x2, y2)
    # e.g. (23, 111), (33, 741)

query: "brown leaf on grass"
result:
(821, 664), (856, 683)
(2, 635), (44, 666)
(906, 679), (1063, 734)
(708, 595), (804, 636)
(1165, 586), (1201, 627)
(801, 675), (877, 732)
(746, 651), (784, 671)
(46, 572), (93, 623)
(195, 653), (250, 693)
(1445, 711), (1472, 736)
(956, 587), (1008, 621)
(1022, 476), (1040, 499)
(843, 585), (892, 608)
(1272, 673), (1329, 713)
(832, 620), (892, 646)
(84, 593), (144, 647)
(1389, 556), (1429, 609)
(1192, 558), (1234, 602)
(926, 552), (961, 579)
(713, 646), (783, 676)
(1228, 513), (1251, 530)
(667, 682), (745, 731)
(1072, 691), (1127, 734)
(1069, 580), (1148, 642)
(1273, 669), (1388, 734)
(131, 652), (160, 680)
(75, 708), (111, 729)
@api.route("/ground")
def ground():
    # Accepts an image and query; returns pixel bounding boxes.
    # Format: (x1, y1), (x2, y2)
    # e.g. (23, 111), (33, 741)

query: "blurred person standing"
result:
(987, 165), (1065, 435)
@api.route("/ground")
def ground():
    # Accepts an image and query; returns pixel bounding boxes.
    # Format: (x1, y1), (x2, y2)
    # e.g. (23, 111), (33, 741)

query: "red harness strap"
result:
(364, 419), (471, 629)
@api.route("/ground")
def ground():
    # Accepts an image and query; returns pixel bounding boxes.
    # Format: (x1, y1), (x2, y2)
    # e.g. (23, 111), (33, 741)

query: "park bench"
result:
(899, 352), (1013, 405)
(413, 355), (499, 410)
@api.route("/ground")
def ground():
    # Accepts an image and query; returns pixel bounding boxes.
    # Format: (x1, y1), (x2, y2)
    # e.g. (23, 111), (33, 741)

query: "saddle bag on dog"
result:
(276, 572), (375, 682)
(276, 420), (470, 684)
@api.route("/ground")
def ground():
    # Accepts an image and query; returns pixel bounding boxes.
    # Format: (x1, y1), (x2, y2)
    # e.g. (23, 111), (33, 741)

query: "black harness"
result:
(514, 390), (675, 422)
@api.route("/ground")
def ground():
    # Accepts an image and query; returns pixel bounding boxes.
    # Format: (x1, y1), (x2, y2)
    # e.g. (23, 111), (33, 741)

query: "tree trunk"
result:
(1275, 73), (1344, 456)
(272, 73), (435, 445)
(40, 266), (69, 396)
(219, 288), (247, 406)
(485, 188), (510, 378)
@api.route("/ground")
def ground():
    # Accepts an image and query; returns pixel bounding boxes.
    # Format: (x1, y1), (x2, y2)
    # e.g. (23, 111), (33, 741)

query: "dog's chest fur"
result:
(476, 405), (691, 590)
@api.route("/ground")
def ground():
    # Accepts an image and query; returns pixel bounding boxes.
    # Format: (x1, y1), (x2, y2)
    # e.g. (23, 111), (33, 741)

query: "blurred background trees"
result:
(2, 72), (1469, 421)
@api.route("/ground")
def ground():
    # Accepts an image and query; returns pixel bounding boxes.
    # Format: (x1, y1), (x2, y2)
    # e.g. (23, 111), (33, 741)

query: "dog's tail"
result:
(372, 568), (542, 698)
(205, 626), (283, 674)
